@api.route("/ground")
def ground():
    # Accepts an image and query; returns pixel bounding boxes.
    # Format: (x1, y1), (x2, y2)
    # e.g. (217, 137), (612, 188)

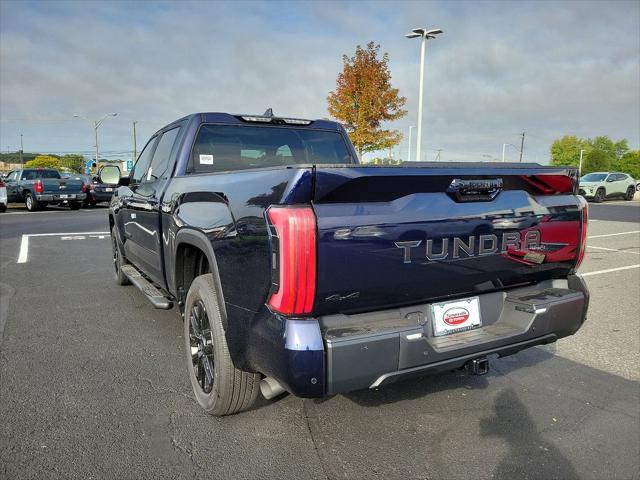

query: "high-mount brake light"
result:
(574, 196), (588, 271)
(34, 180), (43, 193)
(282, 118), (312, 125)
(267, 206), (317, 315)
(241, 116), (272, 123)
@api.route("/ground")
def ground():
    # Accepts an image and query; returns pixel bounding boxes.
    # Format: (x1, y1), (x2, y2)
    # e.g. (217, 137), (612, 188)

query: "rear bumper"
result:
(253, 275), (589, 398)
(89, 191), (113, 202)
(36, 193), (86, 202)
(322, 275), (588, 394)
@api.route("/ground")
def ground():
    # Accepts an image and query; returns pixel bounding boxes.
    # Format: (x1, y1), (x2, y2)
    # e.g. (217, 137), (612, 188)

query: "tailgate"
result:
(311, 163), (584, 315)
(42, 179), (83, 194)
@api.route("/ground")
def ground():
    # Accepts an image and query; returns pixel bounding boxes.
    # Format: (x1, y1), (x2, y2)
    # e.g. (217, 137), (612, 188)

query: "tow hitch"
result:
(466, 357), (489, 375)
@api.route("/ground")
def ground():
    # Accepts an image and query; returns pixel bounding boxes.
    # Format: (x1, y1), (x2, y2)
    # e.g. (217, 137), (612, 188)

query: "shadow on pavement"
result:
(480, 387), (579, 480)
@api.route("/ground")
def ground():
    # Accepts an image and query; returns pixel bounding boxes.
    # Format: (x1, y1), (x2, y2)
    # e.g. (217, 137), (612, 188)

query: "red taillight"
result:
(266, 206), (317, 315)
(34, 180), (43, 193)
(81, 182), (87, 193)
(575, 196), (588, 271)
(0, 180), (5, 187)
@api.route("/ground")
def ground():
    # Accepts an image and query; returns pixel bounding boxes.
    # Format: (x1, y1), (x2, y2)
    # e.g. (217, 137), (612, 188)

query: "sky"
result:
(1, 0), (639, 163)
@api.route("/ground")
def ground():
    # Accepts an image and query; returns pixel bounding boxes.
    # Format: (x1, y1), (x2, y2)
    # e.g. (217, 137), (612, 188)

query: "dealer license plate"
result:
(59, 194), (69, 199)
(431, 296), (482, 337)
(105, 188), (113, 192)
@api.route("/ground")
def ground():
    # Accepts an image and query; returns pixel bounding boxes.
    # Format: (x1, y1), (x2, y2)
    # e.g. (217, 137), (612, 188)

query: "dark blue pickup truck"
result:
(102, 112), (589, 415)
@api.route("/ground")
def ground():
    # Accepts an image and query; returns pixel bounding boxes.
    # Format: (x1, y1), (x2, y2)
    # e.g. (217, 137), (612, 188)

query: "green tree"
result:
(582, 149), (610, 174)
(25, 155), (61, 170)
(59, 154), (85, 173)
(612, 150), (640, 180)
(550, 136), (589, 167)
(327, 42), (407, 157)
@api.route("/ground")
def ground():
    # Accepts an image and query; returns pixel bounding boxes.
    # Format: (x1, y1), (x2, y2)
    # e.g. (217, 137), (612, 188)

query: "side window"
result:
(131, 137), (158, 184)
(7, 171), (18, 181)
(144, 127), (180, 183)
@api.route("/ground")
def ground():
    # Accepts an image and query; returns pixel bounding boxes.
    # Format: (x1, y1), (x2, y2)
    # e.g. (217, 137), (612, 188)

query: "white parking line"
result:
(16, 231), (110, 264)
(587, 245), (640, 255)
(582, 265), (640, 277)
(588, 230), (640, 239)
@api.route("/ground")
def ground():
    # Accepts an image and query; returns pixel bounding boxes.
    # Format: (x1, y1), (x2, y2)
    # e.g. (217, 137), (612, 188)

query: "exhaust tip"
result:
(260, 377), (286, 400)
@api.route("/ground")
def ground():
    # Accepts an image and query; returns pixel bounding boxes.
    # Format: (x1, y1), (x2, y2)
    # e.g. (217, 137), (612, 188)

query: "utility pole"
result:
(579, 149), (585, 175)
(20, 134), (24, 165)
(519, 131), (525, 162)
(133, 121), (138, 161)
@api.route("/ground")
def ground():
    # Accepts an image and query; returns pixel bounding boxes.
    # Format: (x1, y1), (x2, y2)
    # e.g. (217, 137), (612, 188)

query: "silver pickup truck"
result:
(4, 168), (87, 210)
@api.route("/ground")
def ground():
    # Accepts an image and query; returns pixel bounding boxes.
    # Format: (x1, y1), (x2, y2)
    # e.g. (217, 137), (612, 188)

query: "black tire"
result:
(111, 227), (131, 285)
(625, 187), (635, 201)
(0, 204), (6, 213)
(184, 274), (260, 416)
(69, 201), (81, 210)
(25, 193), (38, 211)
(594, 188), (605, 203)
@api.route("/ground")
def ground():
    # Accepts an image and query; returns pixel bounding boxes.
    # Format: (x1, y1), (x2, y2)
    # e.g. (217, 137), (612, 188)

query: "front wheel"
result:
(593, 188), (605, 203)
(25, 193), (38, 211)
(625, 187), (635, 201)
(111, 227), (130, 285)
(69, 202), (82, 210)
(184, 274), (261, 416)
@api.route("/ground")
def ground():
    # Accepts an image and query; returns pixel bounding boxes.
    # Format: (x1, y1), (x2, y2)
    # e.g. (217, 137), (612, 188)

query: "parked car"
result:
(4, 168), (87, 210)
(0, 178), (7, 212)
(103, 111), (589, 416)
(579, 172), (636, 202)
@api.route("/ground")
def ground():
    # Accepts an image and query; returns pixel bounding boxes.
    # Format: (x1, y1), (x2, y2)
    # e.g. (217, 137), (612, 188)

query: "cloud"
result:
(0, 0), (638, 162)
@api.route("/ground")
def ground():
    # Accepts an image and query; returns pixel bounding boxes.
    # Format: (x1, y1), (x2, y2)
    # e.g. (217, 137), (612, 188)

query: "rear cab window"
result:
(22, 170), (61, 180)
(187, 124), (353, 174)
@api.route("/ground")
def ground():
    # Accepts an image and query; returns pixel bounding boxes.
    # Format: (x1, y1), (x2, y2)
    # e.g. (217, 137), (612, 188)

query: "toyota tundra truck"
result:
(101, 112), (589, 416)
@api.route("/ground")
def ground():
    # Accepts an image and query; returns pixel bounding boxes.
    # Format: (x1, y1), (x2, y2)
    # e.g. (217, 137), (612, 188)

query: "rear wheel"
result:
(625, 186), (635, 201)
(69, 201), (82, 210)
(0, 204), (6, 213)
(111, 227), (130, 285)
(25, 193), (38, 211)
(184, 274), (260, 416)
(594, 188), (605, 203)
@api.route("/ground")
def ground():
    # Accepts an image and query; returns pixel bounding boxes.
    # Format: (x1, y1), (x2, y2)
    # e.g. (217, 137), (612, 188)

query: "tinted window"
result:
(145, 127), (180, 182)
(22, 170), (61, 180)
(614, 174), (627, 181)
(131, 137), (157, 183)
(188, 125), (352, 174)
(7, 171), (18, 181)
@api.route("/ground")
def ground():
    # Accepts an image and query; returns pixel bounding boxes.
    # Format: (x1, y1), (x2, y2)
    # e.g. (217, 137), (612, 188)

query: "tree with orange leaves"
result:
(327, 42), (407, 158)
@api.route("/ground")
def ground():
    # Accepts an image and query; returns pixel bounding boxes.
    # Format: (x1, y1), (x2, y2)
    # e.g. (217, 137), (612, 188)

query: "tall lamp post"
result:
(407, 125), (415, 162)
(405, 27), (442, 164)
(502, 143), (521, 162)
(578, 149), (586, 175)
(73, 113), (118, 171)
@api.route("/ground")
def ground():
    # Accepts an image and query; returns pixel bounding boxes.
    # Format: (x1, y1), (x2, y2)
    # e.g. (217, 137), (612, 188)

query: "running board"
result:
(120, 264), (173, 309)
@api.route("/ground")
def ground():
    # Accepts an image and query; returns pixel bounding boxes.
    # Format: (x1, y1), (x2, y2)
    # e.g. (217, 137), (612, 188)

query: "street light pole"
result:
(408, 125), (415, 162)
(406, 28), (442, 165)
(502, 143), (507, 162)
(579, 149), (585, 175)
(20, 134), (24, 165)
(73, 113), (118, 172)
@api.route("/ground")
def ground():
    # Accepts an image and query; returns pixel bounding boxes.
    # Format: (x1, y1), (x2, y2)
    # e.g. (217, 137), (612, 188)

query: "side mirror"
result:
(99, 165), (122, 185)
(606, 178), (615, 183)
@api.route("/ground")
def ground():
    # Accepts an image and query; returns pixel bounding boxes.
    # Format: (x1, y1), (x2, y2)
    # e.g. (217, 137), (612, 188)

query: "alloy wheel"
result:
(189, 300), (215, 393)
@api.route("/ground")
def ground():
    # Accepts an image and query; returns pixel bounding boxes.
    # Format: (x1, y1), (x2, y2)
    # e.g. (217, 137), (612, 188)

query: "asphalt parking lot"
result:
(0, 201), (638, 480)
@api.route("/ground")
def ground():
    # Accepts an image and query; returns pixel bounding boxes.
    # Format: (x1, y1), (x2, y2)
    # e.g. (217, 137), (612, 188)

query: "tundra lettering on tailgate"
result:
(395, 230), (541, 264)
